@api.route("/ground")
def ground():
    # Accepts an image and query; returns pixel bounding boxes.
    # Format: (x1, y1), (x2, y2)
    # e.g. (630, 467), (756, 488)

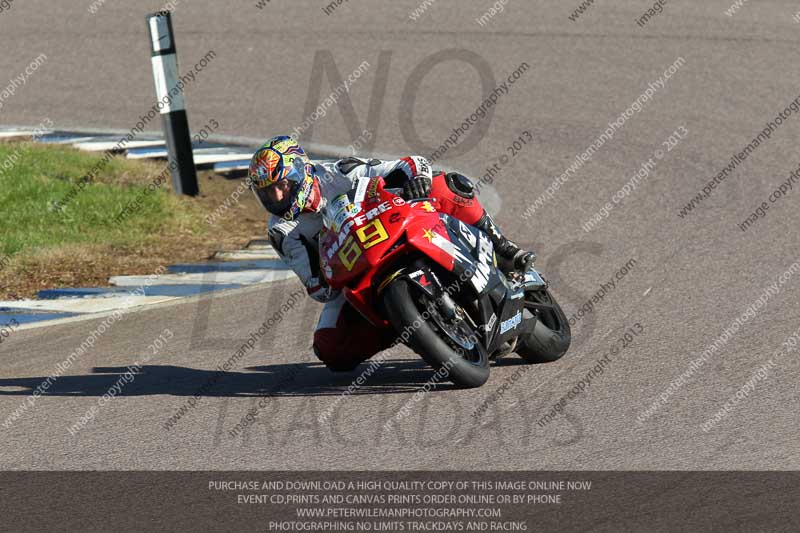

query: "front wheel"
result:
(516, 287), (571, 363)
(383, 278), (489, 388)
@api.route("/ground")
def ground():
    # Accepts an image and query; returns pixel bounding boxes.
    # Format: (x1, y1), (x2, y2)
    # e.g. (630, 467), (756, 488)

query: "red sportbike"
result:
(319, 176), (571, 388)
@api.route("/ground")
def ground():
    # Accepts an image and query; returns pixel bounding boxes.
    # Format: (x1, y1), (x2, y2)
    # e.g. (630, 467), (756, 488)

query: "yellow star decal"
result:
(423, 228), (436, 242)
(421, 201), (436, 212)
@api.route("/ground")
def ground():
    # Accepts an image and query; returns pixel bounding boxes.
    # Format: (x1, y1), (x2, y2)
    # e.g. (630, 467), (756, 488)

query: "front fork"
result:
(380, 260), (487, 343)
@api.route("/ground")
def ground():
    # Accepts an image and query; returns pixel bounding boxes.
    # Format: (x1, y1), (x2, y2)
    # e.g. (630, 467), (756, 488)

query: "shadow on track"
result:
(0, 358), (465, 399)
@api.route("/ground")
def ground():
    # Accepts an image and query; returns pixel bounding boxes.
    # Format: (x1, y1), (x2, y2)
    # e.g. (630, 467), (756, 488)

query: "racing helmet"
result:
(248, 135), (319, 220)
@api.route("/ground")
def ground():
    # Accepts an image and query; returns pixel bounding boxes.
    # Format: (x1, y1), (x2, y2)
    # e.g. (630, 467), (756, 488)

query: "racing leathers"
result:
(267, 155), (529, 371)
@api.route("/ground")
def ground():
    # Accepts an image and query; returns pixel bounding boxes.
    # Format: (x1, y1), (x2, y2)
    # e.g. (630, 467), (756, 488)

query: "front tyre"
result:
(516, 288), (571, 363)
(383, 279), (489, 389)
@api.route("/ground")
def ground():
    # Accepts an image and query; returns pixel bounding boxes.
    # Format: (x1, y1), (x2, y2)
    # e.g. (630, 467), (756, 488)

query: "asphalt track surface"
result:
(1, 1), (799, 470)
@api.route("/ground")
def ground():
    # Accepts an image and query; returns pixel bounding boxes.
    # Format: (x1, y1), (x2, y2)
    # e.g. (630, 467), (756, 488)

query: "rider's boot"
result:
(474, 211), (536, 274)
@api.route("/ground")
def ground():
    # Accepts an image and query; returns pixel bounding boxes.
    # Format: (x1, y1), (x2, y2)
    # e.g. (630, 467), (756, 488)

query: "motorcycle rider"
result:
(248, 135), (535, 371)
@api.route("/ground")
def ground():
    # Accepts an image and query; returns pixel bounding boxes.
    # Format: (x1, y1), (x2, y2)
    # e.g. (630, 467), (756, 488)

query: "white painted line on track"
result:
(110, 269), (295, 287)
(192, 152), (255, 165)
(213, 250), (281, 261)
(40, 135), (98, 144)
(0, 295), (178, 314)
(0, 129), (54, 138)
(72, 139), (165, 151)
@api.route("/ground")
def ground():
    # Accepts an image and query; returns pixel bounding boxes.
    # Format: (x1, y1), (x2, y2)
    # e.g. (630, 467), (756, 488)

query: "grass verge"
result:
(0, 142), (265, 299)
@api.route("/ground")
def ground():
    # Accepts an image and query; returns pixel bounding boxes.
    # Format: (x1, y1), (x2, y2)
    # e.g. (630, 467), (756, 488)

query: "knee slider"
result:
(312, 340), (360, 372)
(445, 172), (475, 199)
(312, 330), (339, 361)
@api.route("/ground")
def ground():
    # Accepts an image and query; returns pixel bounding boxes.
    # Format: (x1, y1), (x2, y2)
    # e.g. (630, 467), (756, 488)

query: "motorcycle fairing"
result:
(319, 176), (531, 345)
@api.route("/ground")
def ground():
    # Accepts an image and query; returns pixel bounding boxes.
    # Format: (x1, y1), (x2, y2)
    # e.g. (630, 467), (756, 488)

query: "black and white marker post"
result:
(146, 11), (198, 196)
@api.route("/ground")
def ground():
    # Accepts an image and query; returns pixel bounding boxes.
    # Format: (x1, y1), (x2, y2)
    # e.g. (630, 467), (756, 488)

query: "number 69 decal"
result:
(356, 220), (389, 249)
(338, 236), (362, 271)
(337, 220), (390, 271)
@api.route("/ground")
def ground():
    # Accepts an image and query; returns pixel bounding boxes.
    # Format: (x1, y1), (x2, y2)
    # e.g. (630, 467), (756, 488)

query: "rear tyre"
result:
(383, 278), (489, 389)
(516, 288), (571, 363)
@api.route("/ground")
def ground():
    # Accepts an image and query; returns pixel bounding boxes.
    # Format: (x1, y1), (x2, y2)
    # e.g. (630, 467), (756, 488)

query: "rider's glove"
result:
(402, 175), (432, 200)
(307, 278), (338, 303)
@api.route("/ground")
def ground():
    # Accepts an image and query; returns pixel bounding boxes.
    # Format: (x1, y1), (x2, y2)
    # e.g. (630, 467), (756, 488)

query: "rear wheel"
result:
(516, 288), (571, 363)
(383, 278), (489, 388)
